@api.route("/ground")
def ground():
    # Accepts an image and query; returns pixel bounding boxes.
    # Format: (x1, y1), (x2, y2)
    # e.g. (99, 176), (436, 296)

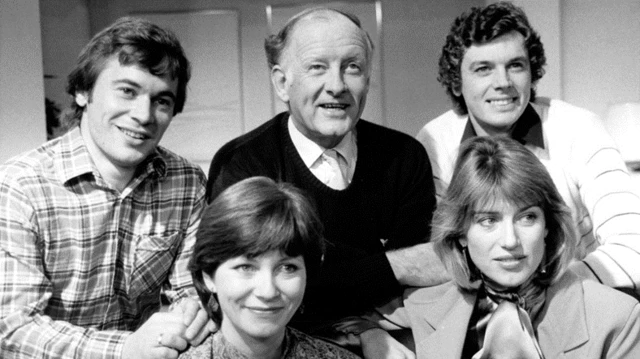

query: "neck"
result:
(468, 115), (515, 137)
(220, 321), (285, 359)
(79, 122), (136, 192)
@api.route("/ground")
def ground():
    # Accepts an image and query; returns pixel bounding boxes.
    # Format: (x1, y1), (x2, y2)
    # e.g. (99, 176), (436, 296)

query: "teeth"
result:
(120, 128), (145, 139)
(322, 104), (347, 109)
(489, 99), (513, 106)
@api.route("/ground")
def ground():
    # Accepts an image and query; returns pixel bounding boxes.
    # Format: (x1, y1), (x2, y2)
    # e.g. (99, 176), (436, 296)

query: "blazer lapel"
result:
(536, 271), (589, 356)
(411, 285), (476, 358)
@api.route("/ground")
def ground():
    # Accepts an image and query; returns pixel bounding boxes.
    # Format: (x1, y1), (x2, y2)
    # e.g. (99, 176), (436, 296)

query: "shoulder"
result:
(157, 146), (207, 192)
(535, 97), (601, 128)
(356, 120), (428, 163)
(404, 281), (463, 305)
(287, 327), (360, 359)
(0, 138), (61, 190)
(212, 114), (285, 166)
(417, 110), (466, 143)
(580, 279), (639, 321)
(358, 120), (423, 148)
(549, 271), (639, 328)
(416, 110), (466, 161)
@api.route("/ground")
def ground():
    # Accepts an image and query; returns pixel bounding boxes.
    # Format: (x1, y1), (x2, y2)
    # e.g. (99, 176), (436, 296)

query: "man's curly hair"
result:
(438, 2), (546, 115)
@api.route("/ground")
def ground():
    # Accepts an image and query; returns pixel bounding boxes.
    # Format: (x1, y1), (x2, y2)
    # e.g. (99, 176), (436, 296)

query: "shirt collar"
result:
(287, 116), (357, 168)
(460, 104), (545, 149)
(55, 126), (168, 185)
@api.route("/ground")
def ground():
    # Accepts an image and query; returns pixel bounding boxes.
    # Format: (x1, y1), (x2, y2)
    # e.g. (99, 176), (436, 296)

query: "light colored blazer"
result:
(381, 271), (640, 358)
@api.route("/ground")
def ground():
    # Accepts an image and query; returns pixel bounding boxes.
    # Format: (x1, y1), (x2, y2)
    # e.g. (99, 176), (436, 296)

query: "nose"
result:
(325, 68), (347, 96)
(130, 96), (154, 124)
(500, 221), (520, 249)
(493, 67), (512, 89)
(253, 272), (279, 300)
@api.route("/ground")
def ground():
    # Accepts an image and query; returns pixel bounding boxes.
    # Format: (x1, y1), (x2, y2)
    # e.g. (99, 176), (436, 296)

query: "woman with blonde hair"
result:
(378, 136), (640, 358)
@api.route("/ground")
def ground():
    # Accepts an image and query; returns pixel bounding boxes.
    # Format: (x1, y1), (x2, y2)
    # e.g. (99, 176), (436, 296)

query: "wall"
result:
(82, 0), (479, 138)
(563, 0), (640, 118)
(0, 0), (46, 163)
(40, 0), (91, 113)
(33, 0), (640, 164)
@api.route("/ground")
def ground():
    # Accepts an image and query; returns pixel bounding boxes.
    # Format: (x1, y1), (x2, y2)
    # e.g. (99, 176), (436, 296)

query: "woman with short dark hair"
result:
(180, 176), (358, 359)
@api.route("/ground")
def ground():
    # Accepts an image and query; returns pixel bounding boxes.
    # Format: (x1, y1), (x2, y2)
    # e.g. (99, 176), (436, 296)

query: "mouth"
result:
(494, 255), (526, 266)
(246, 306), (284, 314)
(319, 103), (349, 110)
(118, 126), (150, 140)
(487, 97), (518, 107)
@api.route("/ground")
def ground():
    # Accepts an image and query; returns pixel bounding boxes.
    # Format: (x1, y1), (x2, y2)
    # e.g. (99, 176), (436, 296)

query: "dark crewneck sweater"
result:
(206, 112), (435, 321)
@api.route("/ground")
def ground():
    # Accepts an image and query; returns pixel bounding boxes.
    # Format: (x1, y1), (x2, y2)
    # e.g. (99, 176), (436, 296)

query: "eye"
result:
(474, 65), (491, 75)
(479, 217), (496, 227)
(279, 263), (300, 274)
(308, 63), (326, 73)
(345, 62), (362, 74)
(519, 212), (539, 225)
(234, 264), (256, 273)
(155, 97), (175, 112)
(508, 61), (528, 72)
(118, 87), (136, 98)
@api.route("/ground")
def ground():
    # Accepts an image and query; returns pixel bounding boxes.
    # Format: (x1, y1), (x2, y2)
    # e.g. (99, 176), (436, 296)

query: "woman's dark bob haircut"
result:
(189, 176), (325, 323)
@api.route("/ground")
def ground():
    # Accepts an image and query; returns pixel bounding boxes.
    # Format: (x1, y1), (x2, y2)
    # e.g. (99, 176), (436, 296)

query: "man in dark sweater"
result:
(206, 7), (447, 358)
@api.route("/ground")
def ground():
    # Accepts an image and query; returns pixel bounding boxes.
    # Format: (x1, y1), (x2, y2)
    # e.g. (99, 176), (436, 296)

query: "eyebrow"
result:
(472, 204), (538, 215)
(468, 55), (529, 67)
(113, 79), (177, 101)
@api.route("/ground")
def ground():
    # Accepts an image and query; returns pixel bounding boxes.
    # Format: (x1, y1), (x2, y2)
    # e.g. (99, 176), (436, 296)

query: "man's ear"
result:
(75, 92), (89, 107)
(271, 65), (290, 103)
(452, 84), (462, 97)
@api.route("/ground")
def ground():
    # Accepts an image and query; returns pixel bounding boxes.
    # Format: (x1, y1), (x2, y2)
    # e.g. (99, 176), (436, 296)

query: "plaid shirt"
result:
(0, 127), (206, 358)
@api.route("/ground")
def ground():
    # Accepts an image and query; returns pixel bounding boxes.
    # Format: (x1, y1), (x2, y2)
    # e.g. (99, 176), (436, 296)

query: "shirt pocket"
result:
(130, 231), (181, 299)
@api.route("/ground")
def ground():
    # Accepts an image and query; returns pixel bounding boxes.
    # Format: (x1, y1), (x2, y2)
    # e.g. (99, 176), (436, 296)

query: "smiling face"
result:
(205, 250), (306, 347)
(77, 57), (177, 184)
(271, 13), (370, 149)
(456, 31), (532, 136)
(461, 199), (547, 290)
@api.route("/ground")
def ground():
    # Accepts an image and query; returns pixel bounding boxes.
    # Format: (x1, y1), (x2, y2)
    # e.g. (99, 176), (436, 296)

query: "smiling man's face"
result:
(456, 31), (532, 136)
(77, 57), (177, 178)
(271, 12), (370, 149)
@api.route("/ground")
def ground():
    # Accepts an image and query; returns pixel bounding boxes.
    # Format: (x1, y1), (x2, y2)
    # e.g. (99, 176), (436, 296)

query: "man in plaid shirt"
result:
(0, 17), (211, 358)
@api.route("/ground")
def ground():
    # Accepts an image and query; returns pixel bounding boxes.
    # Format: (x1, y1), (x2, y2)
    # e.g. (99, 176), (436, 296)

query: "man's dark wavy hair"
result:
(438, 2), (546, 115)
(61, 17), (190, 129)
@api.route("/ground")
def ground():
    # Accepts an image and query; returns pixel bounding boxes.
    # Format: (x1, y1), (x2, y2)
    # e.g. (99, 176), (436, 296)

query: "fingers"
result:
(172, 297), (201, 326)
(157, 331), (189, 352)
(185, 315), (214, 346)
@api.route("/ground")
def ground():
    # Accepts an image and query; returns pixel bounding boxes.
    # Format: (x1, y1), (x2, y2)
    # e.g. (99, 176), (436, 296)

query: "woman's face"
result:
(204, 250), (306, 344)
(461, 199), (548, 289)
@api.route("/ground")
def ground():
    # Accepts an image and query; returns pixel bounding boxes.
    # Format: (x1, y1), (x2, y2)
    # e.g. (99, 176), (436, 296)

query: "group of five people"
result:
(1, 2), (640, 358)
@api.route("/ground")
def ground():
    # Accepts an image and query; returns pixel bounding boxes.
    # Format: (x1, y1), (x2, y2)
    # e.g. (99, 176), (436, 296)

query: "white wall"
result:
(32, 0), (640, 156)
(563, 0), (640, 118)
(0, 0), (46, 163)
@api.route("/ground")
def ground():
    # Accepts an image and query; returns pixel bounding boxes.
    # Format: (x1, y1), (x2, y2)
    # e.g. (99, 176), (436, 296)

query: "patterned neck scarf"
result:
(468, 278), (546, 359)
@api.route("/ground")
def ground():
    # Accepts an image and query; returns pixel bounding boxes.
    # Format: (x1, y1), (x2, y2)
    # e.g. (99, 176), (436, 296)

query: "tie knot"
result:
(322, 149), (348, 190)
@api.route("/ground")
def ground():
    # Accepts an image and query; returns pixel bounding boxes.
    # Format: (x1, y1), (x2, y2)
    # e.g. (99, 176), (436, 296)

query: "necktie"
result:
(323, 149), (348, 190)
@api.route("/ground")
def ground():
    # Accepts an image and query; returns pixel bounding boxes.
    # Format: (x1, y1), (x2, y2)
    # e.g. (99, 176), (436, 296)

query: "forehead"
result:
(461, 31), (528, 65)
(284, 13), (368, 61)
(96, 57), (178, 94)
